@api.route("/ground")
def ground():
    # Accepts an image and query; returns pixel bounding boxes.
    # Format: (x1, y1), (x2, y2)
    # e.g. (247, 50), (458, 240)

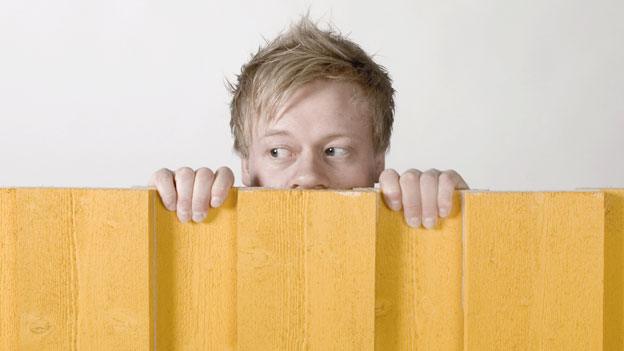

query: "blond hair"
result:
(226, 15), (395, 159)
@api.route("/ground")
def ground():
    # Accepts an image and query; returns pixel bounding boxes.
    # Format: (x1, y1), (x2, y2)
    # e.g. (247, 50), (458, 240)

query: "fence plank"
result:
(375, 191), (463, 350)
(0, 189), (152, 350)
(236, 189), (377, 350)
(462, 192), (604, 350)
(0, 189), (17, 350)
(604, 189), (624, 350)
(71, 189), (153, 350)
(154, 187), (238, 350)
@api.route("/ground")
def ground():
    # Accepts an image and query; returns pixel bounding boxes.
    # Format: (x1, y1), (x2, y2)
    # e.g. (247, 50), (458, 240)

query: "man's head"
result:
(227, 15), (395, 189)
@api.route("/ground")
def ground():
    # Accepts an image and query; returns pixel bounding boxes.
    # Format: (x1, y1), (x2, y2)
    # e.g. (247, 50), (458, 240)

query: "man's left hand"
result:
(378, 168), (470, 229)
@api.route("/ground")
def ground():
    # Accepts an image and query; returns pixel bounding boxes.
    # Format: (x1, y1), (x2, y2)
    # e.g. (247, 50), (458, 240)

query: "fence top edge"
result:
(0, 187), (619, 193)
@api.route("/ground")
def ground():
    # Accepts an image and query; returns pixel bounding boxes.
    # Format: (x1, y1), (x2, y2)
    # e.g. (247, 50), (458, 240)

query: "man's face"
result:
(241, 79), (385, 189)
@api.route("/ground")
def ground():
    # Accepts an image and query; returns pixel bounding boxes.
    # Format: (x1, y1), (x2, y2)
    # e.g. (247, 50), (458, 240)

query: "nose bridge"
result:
(290, 149), (328, 189)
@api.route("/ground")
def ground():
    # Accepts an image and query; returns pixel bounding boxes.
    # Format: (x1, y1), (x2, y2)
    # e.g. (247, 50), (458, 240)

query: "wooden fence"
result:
(0, 187), (622, 350)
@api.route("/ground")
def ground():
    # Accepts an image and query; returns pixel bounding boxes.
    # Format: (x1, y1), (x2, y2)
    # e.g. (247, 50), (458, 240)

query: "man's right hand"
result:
(148, 167), (235, 223)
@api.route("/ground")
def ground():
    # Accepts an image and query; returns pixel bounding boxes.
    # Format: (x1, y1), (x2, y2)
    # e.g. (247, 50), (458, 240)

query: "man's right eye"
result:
(270, 148), (291, 158)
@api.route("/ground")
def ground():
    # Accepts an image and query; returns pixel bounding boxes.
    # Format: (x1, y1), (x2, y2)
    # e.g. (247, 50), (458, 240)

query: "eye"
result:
(325, 147), (348, 157)
(269, 147), (291, 158)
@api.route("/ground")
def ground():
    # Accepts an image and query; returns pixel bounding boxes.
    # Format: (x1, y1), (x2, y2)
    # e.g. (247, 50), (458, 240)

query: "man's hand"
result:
(379, 168), (469, 229)
(148, 166), (235, 223)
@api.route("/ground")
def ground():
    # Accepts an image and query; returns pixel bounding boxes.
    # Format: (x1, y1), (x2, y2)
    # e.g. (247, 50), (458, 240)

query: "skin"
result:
(149, 79), (470, 229)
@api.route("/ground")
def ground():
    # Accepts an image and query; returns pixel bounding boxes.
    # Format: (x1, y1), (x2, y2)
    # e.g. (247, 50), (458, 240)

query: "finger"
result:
(455, 171), (470, 190)
(210, 166), (235, 208)
(420, 168), (441, 229)
(191, 167), (215, 222)
(150, 168), (177, 211)
(379, 168), (402, 211)
(399, 169), (423, 228)
(437, 170), (465, 217)
(174, 167), (195, 223)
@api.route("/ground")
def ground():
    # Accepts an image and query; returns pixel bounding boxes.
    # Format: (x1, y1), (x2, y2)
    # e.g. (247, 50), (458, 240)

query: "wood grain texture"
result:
(2, 187), (622, 350)
(0, 189), (152, 350)
(375, 191), (463, 350)
(604, 189), (624, 350)
(154, 187), (238, 350)
(0, 188), (17, 350)
(236, 189), (377, 350)
(463, 191), (604, 350)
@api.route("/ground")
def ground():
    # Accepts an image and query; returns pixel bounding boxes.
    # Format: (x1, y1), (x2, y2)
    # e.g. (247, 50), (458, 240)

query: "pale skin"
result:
(149, 79), (469, 229)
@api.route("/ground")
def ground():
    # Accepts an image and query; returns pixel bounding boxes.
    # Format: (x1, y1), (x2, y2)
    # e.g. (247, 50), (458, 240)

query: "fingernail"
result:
(210, 197), (223, 208)
(407, 217), (421, 228)
(178, 211), (190, 223)
(166, 203), (176, 211)
(439, 208), (449, 217)
(192, 212), (206, 222)
(390, 201), (401, 211)
(423, 217), (436, 229)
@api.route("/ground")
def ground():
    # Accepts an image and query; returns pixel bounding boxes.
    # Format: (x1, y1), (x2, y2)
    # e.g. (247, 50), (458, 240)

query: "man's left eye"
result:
(325, 147), (348, 157)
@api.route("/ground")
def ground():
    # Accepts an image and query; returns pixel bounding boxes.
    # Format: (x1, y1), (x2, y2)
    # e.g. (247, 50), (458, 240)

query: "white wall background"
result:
(1, 0), (622, 190)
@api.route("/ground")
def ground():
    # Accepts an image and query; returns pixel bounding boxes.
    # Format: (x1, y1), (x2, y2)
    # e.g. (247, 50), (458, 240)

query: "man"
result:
(149, 15), (469, 229)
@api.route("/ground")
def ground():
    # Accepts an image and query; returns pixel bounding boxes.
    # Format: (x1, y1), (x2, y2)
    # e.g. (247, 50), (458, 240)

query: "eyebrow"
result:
(262, 129), (292, 139)
(261, 129), (356, 141)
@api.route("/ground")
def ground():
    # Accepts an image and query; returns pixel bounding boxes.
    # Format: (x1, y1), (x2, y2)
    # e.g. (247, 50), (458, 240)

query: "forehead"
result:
(254, 79), (372, 138)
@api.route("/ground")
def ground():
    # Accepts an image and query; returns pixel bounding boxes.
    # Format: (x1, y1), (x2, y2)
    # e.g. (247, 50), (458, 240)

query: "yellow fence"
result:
(0, 187), (622, 350)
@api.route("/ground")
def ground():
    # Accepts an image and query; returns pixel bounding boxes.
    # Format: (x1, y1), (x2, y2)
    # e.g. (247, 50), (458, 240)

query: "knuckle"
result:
(400, 170), (420, 184)
(175, 166), (194, 177)
(444, 169), (458, 176)
(420, 171), (437, 184)
(425, 168), (441, 174)
(438, 172), (454, 187)
(154, 168), (173, 182)
(216, 166), (234, 176)
(218, 169), (236, 185)
(402, 168), (421, 176)
(195, 167), (215, 180)
(380, 168), (399, 180)
(154, 168), (169, 176)
(196, 166), (214, 174)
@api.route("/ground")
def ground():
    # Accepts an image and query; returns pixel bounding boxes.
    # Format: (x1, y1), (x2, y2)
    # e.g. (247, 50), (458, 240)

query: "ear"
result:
(241, 157), (252, 187)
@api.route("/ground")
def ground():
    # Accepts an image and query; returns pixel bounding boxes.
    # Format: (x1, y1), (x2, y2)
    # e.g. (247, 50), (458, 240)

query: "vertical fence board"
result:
(463, 192), (604, 350)
(236, 189), (376, 350)
(0, 189), (17, 350)
(154, 187), (237, 350)
(303, 190), (376, 348)
(375, 191), (463, 350)
(0, 189), (152, 350)
(71, 189), (152, 350)
(604, 189), (624, 349)
(236, 189), (306, 348)
(14, 189), (75, 350)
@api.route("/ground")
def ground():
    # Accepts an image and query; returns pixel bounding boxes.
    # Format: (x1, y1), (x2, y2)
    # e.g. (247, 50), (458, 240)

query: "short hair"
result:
(226, 15), (395, 159)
